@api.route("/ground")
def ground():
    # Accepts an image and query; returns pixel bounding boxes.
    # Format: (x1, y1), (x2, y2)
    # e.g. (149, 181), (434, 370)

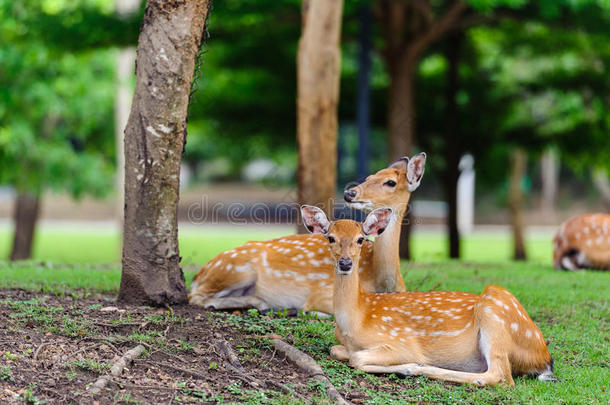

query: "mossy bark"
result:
(118, 0), (211, 305)
(296, 0), (344, 234)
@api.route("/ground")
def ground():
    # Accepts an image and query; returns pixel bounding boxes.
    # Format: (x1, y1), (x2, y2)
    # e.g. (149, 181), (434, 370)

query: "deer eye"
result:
(327, 236), (335, 243)
(384, 180), (397, 187)
(357, 237), (364, 245)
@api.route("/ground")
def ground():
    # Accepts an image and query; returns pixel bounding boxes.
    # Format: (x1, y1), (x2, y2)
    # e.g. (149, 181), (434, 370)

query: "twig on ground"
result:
(107, 377), (181, 393)
(89, 344), (145, 395)
(94, 321), (143, 328)
(83, 337), (122, 355)
(214, 339), (242, 370)
(34, 342), (53, 361)
(68, 343), (102, 360)
(272, 339), (352, 405)
(141, 359), (210, 381)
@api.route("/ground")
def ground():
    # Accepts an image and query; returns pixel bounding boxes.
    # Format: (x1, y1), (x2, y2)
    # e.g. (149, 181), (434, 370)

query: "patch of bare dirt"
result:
(0, 289), (324, 404)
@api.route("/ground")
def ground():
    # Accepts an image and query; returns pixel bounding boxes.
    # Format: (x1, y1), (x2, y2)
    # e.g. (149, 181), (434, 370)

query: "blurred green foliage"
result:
(0, 0), (609, 195)
(0, 0), (136, 197)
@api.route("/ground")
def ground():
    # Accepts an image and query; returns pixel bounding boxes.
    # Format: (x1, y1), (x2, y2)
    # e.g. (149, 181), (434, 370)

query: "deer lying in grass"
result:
(553, 213), (610, 271)
(302, 205), (555, 386)
(188, 153), (427, 314)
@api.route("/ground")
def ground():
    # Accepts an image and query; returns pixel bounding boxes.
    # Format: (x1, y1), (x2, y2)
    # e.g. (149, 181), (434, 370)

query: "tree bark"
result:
(296, 0), (344, 234)
(356, 5), (372, 183)
(10, 191), (41, 261)
(509, 149), (527, 261)
(444, 31), (463, 259)
(387, 54), (417, 260)
(118, 0), (210, 305)
(378, 0), (468, 260)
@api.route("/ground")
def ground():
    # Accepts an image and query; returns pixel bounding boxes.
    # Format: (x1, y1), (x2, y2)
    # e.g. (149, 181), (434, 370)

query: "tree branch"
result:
(407, 0), (469, 61)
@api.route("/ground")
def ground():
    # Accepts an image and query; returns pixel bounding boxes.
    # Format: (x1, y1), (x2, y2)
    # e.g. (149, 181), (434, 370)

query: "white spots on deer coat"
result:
(492, 313), (505, 324)
(586, 239), (593, 247)
(525, 329), (533, 338)
(381, 316), (392, 322)
(307, 273), (329, 280)
(511, 322), (519, 332)
(234, 263), (251, 273)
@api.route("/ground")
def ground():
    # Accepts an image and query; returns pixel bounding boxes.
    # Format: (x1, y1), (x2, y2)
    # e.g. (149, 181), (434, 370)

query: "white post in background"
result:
(457, 154), (475, 234)
(115, 0), (141, 224)
(540, 148), (559, 216)
(592, 169), (610, 211)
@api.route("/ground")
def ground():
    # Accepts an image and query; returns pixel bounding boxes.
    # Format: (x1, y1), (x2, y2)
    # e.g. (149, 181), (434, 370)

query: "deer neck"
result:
(333, 266), (364, 337)
(372, 201), (407, 292)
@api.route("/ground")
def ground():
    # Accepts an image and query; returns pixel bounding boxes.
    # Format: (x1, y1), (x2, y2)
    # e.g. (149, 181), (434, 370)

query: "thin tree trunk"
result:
(444, 31), (462, 259)
(376, 0), (469, 260)
(296, 0), (344, 233)
(387, 54), (416, 260)
(114, 0), (142, 228)
(118, 0), (210, 305)
(356, 5), (372, 183)
(509, 149), (527, 261)
(10, 191), (41, 261)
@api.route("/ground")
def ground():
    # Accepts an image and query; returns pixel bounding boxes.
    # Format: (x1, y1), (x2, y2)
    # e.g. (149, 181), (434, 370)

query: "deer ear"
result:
(406, 152), (426, 192)
(388, 157), (409, 172)
(300, 205), (330, 235)
(362, 208), (392, 237)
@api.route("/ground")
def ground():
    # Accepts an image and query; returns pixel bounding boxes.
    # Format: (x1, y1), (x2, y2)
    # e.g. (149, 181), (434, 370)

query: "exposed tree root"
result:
(272, 339), (352, 405)
(89, 344), (145, 395)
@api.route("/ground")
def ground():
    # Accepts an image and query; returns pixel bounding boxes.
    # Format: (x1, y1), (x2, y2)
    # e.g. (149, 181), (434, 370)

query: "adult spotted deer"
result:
(189, 153), (427, 314)
(553, 213), (610, 271)
(302, 205), (554, 386)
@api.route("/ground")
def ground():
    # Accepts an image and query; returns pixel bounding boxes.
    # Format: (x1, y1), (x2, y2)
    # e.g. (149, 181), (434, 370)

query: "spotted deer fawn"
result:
(553, 213), (610, 271)
(189, 153), (427, 314)
(302, 205), (554, 386)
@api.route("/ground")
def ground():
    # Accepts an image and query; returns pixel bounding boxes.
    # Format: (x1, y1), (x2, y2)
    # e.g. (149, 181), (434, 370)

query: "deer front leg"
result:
(348, 345), (409, 369)
(303, 287), (334, 315)
(196, 296), (270, 312)
(330, 345), (349, 361)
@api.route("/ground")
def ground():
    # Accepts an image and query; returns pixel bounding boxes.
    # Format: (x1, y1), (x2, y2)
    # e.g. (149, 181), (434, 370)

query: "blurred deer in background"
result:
(189, 153), (427, 314)
(302, 205), (554, 386)
(553, 213), (610, 271)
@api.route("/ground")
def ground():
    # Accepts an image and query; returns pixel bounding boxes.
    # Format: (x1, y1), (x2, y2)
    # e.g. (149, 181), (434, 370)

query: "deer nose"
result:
(344, 189), (357, 202)
(338, 258), (353, 272)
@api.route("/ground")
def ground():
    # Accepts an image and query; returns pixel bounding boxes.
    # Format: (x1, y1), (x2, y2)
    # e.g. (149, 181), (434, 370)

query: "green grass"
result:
(0, 224), (554, 265)
(0, 225), (607, 403)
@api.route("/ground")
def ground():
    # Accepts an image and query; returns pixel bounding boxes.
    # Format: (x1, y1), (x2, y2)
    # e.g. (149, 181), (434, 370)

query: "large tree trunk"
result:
(509, 149), (527, 261)
(296, 0), (344, 233)
(118, 0), (210, 305)
(444, 31), (462, 259)
(10, 192), (41, 261)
